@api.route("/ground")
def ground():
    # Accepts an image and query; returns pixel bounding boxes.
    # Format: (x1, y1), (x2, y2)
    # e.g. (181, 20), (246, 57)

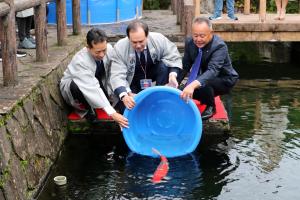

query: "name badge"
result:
(140, 79), (152, 90)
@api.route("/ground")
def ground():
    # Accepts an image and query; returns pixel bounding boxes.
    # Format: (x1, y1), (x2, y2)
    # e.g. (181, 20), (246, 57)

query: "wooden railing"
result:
(171, 0), (272, 35)
(0, 0), (82, 86)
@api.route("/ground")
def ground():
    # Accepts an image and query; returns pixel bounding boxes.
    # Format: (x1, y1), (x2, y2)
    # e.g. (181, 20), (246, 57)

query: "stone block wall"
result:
(0, 54), (75, 199)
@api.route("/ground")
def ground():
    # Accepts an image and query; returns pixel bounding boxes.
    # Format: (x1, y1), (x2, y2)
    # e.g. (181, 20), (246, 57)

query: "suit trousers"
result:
(70, 80), (91, 110)
(17, 16), (33, 42)
(193, 77), (233, 107)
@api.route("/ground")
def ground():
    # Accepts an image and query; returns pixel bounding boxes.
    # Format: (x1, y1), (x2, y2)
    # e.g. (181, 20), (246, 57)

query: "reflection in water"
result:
(254, 100), (288, 172)
(218, 86), (300, 200)
(37, 85), (300, 200)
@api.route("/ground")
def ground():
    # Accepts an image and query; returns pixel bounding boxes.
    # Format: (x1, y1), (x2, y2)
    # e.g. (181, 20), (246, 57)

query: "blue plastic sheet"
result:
(47, 0), (142, 25)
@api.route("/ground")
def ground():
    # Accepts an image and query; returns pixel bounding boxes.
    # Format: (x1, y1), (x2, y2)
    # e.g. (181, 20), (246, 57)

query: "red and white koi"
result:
(151, 148), (169, 184)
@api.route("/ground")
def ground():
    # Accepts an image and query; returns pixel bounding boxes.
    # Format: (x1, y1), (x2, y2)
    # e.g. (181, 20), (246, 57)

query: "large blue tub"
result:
(48, 0), (143, 25)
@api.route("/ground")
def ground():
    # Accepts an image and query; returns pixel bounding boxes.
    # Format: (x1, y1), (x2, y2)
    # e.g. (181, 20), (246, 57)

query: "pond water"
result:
(37, 43), (300, 200)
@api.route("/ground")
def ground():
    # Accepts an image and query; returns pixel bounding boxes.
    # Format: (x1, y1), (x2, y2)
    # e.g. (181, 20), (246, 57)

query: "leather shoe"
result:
(85, 109), (98, 123)
(201, 106), (216, 120)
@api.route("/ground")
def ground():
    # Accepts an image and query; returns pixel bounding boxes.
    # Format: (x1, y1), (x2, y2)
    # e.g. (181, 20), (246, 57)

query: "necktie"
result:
(95, 60), (109, 98)
(140, 50), (146, 67)
(186, 48), (202, 85)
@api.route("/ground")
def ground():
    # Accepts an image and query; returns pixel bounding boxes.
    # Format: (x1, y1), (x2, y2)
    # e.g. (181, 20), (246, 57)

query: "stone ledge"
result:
(0, 29), (85, 200)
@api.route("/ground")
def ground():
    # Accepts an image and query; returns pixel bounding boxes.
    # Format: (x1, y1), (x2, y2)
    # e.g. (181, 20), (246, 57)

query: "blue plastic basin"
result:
(123, 86), (202, 158)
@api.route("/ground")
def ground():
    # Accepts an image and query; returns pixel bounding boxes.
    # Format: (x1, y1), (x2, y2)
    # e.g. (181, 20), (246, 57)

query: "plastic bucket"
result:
(123, 86), (202, 158)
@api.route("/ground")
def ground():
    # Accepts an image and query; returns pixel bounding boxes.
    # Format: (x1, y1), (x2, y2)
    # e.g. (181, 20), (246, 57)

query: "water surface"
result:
(37, 43), (300, 200)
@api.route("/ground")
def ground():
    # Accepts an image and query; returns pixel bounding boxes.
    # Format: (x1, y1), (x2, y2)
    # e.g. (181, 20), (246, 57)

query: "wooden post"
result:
(72, 0), (81, 35)
(176, 0), (181, 25)
(2, 0), (18, 86)
(259, 0), (266, 22)
(171, 0), (175, 13)
(182, 0), (194, 36)
(34, 0), (48, 62)
(194, 0), (201, 17)
(56, 0), (67, 45)
(173, 0), (178, 16)
(244, 0), (250, 15)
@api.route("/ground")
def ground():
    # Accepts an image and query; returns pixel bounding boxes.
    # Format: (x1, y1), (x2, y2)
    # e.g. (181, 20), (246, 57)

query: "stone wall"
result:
(0, 41), (82, 199)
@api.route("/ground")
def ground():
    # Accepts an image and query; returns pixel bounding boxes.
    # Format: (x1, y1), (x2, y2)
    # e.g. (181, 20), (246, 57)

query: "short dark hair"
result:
(86, 28), (107, 48)
(193, 17), (213, 30)
(126, 20), (149, 38)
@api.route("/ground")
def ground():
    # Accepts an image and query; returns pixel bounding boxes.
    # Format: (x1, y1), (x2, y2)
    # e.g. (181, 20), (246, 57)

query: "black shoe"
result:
(201, 106), (216, 120)
(16, 50), (27, 58)
(0, 49), (26, 62)
(85, 109), (97, 123)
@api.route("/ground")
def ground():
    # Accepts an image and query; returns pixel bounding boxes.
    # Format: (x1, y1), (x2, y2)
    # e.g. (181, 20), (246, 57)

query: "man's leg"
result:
(193, 77), (233, 120)
(193, 85), (215, 120)
(70, 80), (91, 110)
(193, 86), (215, 107)
(17, 17), (26, 42)
(17, 17), (35, 49)
(153, 61), (169, 85)
(226, 0), (238, 20)
(25, 16), (33, 38)
(209, 77), (233, 96)
(209, 0), (223, 19)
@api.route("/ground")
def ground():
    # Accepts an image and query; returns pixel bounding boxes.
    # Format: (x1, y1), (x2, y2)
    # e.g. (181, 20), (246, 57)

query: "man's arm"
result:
(196, 44), (228, 87)
(110, 42), (131, 99)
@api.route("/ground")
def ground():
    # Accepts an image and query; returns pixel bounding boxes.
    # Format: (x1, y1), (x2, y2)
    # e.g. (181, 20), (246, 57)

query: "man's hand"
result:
(111, 112), (129, 128)
(122, 95), (135, 109)
(168, 74), (178, 88)
(128, 92), (136, 97)
(180, 80), (201, 102)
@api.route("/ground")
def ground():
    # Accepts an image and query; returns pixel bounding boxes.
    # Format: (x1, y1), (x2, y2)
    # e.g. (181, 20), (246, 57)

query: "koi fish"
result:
(151, 148), (169, 184)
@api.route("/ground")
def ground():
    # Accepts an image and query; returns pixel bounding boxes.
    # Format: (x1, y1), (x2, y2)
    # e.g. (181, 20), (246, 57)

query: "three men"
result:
(180, 17), (239, 120)
(60, 28), (128, 128)
(61, 18), (238, 124)
(110, 21), (182, 111)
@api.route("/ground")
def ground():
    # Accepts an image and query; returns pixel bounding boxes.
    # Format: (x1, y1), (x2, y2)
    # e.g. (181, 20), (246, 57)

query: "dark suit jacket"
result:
(179, 35), (239, 87)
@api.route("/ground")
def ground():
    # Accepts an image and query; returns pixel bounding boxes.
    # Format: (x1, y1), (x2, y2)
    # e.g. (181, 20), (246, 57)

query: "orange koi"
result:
(151, 148), (169, 184)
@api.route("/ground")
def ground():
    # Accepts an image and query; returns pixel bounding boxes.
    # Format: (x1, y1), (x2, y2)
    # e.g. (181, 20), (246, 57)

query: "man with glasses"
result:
(110, 20), (182, 111)
(179, 17), (239, 120)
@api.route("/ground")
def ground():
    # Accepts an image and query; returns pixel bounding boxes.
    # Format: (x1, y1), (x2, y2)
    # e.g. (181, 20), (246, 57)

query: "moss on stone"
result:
(20, 160), (29, 172)
(0, 167), (10, 189)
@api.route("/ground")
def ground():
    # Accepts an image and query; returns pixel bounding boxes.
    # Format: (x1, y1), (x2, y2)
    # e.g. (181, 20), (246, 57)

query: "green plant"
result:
(143, 0), (171, 10)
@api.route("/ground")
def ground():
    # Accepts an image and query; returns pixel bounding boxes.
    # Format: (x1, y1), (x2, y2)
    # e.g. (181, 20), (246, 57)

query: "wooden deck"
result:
(203, 13), (300, 42)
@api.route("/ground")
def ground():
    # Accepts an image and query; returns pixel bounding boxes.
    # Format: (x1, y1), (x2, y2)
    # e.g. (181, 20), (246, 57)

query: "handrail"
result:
(0, 0), (82, 86)
(0, 2), (10, 17)
(0, 0), (51, 17)
(172, 0), (269, 33)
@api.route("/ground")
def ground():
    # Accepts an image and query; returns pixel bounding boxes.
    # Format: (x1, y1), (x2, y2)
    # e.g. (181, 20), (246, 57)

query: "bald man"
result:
(179, 17), (239, 120)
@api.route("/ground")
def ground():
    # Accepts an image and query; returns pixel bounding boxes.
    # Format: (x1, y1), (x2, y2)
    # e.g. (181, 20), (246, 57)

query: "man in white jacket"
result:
(60, 28), (128, 128)
(110, 20), (182, 111)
